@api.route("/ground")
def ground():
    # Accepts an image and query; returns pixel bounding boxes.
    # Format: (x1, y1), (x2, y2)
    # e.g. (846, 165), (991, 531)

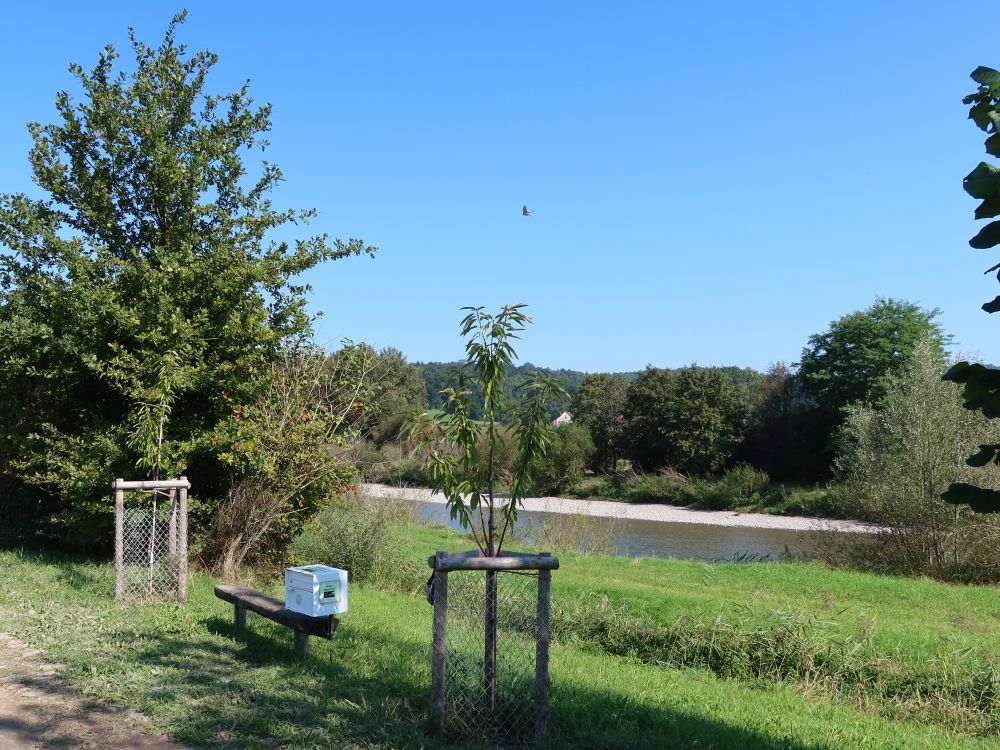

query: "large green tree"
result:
(570, 373), (628, 472)
(798, 298), (948, 416)
(623, 365), (748, 474)
(740, 362), (827, 481)
(0, 14), (374, 544)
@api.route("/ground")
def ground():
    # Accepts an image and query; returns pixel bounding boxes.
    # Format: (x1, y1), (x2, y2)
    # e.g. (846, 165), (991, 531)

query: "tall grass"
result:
(289, 494), (425, 592)
(550, 593), (1000, 736)
(524, 512), (616, 556)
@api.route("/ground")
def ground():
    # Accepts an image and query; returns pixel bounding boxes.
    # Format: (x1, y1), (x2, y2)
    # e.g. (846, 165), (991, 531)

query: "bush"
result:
(531, 423), (595, 495)
(719, 463), (770, 499)
(355, 441), (436, 486)
(620, 470), (686, 503)
(289, 495), (408, 587)
(834, 338), (1000, 580)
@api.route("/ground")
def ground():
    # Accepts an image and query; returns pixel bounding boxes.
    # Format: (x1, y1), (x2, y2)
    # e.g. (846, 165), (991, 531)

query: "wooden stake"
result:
(535, 566), (552, 740)
(114, 480), (124, 599)
(178, 479), (188, 601)
(430, 552), (449, 733)
(484, 569), (497, 711)
(168, 488), (177, 556)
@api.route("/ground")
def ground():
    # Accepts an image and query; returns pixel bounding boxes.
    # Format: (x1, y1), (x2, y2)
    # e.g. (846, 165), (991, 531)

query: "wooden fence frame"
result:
(427, 548), (558, 740)
(113, 477), (190, 601)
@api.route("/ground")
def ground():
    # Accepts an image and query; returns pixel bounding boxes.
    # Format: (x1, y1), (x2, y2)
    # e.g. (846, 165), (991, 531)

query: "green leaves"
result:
(970, 221), (1000, 250)
(963, 444), (1000, 467)
(408, 305), (563, 555)
(623, 365), (749, 474)
(963, 163), (1000, 200)
(799, 298), (947, 415)
(945, 69), (1000, 515)
(972, 66), (1000, 87)
(941, 483), (1000, 513)
(0, 16), (376, 545)
(944, 361), (1000, 418)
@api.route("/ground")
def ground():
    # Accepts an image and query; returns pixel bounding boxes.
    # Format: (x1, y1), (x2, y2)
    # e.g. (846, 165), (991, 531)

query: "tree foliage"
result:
(417, 360), (581, 420)
(623, 365), (749, 475)
(837, 339), (1000, 579)
(531, 423), (595, 495)
(570, 373), (628, 473)
(333, 345), (426, 445)
(205, 345), (375, 579)
(409, 305), (562, 556)
(943, 65), (1000, 513)
(0, 14), (374, 545)
(740, 363), (827, 481)
(798, 298), (947, 416)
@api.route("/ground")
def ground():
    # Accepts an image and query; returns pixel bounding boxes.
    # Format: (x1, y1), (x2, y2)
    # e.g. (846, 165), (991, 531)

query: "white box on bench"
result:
(284, 564), (349, 617)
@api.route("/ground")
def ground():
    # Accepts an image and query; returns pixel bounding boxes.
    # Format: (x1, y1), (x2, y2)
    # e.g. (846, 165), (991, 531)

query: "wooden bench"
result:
(214, 584), (339, 656)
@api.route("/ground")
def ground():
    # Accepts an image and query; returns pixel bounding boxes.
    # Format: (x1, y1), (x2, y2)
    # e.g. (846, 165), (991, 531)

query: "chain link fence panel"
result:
(442, 569), (538, 743)
(114, 480), (189, 602)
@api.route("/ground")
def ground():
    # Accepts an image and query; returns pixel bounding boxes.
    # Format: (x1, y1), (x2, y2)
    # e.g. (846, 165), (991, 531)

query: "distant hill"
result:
(414, 362), (762, 420)
(414, 361), (605, 419)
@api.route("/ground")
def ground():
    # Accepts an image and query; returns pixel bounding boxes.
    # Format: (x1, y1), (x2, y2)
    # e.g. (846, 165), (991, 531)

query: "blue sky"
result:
(1, 2), (998, 372)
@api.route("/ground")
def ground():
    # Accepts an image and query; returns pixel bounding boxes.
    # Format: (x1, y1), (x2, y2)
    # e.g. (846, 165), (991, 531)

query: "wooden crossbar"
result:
(214, 584), (338, 655)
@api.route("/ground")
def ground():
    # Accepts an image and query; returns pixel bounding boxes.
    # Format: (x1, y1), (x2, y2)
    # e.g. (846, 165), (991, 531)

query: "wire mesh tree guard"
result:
(428, 549), (558, 744)
(113, 477), (189, 602)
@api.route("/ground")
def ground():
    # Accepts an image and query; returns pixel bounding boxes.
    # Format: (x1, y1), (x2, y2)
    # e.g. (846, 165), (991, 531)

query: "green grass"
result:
(1, 530), (999, 748)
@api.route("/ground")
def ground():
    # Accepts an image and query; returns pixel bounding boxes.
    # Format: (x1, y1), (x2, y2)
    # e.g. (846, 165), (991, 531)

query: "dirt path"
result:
(0, 632), (187, 750)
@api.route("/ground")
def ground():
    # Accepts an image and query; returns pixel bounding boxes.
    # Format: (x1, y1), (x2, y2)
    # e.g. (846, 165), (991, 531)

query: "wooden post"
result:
(114, 480), (124, 599)
(535, 564), (552, 740)
(484, 570), (497, 710)
(178, 479), (188, 601)
(234, 605), (247, 631)
(294, 630), (310, 656)
(430, 551), (449, 733)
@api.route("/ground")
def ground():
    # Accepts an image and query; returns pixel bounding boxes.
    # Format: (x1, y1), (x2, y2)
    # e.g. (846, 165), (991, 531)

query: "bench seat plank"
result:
(214, 584), (338, 640)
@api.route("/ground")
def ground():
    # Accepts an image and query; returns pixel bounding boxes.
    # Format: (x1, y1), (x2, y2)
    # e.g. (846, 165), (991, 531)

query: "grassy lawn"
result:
(1, 526), (999, 748)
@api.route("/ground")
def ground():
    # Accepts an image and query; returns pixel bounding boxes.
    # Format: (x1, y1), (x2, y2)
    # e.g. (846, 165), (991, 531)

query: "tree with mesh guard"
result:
(409, 304), (562, 728)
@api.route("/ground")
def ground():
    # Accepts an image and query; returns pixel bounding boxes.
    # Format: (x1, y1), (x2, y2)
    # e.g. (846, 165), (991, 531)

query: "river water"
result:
(413, 501), (852, 562)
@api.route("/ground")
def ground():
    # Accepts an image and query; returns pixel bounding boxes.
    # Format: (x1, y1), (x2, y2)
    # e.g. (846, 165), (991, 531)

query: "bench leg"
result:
(294, 630), (310, 656)
(234, 605), (246, 632)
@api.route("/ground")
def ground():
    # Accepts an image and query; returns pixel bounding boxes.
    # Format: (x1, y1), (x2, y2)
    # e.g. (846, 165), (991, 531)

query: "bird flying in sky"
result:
(522, 205), (533, 216)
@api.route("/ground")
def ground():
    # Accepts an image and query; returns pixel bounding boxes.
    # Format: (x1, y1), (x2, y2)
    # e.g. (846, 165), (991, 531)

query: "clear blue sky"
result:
(2, 2), (998, 372)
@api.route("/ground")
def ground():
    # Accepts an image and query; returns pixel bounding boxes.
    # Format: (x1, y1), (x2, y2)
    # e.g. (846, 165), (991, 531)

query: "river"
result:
(370, 486), (873, 562)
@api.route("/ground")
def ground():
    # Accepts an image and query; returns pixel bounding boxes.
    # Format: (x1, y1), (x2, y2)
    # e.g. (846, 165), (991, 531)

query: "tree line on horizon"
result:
(404, 297), (946, 484)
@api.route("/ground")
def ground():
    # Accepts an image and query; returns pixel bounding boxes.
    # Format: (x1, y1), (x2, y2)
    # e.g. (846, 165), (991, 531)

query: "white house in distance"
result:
(551, 411), (573, 427)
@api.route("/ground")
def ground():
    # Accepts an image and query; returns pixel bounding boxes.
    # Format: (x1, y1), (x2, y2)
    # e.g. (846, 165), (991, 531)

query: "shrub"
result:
(356, 441), (436, 486)
(620, 470), (686, 503)
(531, 423), (595, 495)
(718, 463), (770, 499)
(834, 338), (1000, 580)
(289, 495), (405, 587)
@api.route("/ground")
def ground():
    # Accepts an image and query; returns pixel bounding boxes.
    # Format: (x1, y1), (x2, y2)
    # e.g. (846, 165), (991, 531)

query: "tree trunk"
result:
(484, 570), (497, 711)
